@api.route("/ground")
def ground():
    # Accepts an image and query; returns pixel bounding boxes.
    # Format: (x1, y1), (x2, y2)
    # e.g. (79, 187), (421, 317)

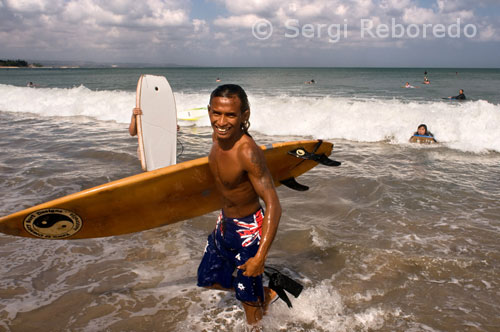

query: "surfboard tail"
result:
(287, 140), (341, 167)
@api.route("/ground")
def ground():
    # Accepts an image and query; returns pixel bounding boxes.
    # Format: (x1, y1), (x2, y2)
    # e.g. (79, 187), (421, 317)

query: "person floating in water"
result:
(305, 79), (315, 84)
(404, 82), (417, 88)
(412, 124), (437, 143)
(448, 89), (466, 100)
(423, 76), (430, 84)
(216, 77), (221, 82)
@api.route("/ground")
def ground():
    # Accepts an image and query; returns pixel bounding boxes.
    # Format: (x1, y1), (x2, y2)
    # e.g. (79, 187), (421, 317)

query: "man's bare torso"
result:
(208, 134), (262, 218)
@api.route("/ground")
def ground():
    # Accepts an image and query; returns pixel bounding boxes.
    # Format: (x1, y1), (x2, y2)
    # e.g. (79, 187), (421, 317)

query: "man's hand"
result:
(238, 256), (265, 277)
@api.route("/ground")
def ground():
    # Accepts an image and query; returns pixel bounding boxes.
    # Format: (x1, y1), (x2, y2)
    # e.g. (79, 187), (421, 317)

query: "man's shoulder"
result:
(236, 135), (264, 165)
(237, 135), (260, 153)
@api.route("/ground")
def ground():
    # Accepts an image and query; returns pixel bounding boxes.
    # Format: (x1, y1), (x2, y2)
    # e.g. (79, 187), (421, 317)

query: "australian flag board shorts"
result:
(197, 208), (264, 303)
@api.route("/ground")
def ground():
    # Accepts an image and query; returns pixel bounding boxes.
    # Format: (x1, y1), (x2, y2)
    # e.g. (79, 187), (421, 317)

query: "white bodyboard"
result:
(136, 75), (177, 171)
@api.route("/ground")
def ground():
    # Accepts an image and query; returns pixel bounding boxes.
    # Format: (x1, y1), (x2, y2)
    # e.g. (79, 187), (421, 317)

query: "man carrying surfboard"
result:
(197, 84), (280, 328)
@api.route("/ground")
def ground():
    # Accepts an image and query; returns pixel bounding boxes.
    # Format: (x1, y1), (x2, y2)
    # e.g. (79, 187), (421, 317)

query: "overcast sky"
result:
(1, 0), (499, 67)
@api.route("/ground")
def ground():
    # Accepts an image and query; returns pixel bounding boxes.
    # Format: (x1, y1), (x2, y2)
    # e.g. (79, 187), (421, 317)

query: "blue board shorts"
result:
(197, 208), (265, 303)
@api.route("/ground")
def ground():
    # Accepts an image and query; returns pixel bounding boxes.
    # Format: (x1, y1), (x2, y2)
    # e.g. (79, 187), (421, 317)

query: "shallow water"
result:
(1, 110), (499, 331)
(0, 67), (499, 331)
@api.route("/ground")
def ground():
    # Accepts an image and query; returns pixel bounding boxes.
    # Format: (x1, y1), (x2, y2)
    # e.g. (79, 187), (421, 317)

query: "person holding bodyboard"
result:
(129, 75), (179, 171)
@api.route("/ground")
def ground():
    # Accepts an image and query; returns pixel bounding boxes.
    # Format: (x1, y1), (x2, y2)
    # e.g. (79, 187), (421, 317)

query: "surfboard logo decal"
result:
(296, 149), (306, 156)
(23, 208), (82, 239)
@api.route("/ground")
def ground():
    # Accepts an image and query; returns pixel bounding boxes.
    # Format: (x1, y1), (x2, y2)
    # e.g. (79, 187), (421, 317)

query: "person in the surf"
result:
(197, 84), (280, 329)
(448, 89), (466, 100)
(412, 124), (437, 142)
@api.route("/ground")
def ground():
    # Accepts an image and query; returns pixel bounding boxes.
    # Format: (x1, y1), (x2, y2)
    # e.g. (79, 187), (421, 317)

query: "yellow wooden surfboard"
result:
(0, 140), (339, 240)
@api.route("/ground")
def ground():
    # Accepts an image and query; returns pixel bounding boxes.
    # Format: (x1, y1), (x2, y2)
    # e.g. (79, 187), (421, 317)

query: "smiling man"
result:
(197, 84), (281, 328)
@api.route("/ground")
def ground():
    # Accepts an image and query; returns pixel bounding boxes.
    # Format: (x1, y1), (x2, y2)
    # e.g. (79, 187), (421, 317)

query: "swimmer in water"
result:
(404, 82), (417, 88)
(448, 89), (466, 100)
(412, 124), (437, 142)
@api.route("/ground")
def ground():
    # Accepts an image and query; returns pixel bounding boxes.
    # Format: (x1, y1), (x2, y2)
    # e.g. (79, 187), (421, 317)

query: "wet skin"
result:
(206, 96), (281, 325)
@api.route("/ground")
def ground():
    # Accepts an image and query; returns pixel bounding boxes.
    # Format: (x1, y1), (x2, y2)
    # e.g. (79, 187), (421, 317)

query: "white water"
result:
(1, 84), (499, 153)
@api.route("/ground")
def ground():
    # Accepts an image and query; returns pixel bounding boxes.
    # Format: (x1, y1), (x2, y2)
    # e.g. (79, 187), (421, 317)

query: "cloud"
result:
(0, 0), (498, 66)
(379, 0), (412, 11)
(2, 0), (190, 29)
(402, 6), (439, 24)
(478, 24), (500, 41)
(215, 0), (277, 15)
(0, 0), (197, 63)
(213, 14), (262, 28)
(3, 0), (55, 13)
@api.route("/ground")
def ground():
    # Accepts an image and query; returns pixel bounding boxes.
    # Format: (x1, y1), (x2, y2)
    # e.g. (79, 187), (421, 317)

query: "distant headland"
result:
(0, 58), (190, 68)
(0, 59), (43, 68)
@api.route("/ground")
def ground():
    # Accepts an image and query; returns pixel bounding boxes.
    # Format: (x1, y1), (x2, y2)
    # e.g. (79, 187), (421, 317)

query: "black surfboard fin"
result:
(316, 154), (341, 167)
(288, 140), (341, 167)
(264, 266), (304, 308)
(280, 177), (309, 191)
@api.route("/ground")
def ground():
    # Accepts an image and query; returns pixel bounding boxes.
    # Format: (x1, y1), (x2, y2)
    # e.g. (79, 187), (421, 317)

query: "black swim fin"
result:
(264, 266), (304, 308)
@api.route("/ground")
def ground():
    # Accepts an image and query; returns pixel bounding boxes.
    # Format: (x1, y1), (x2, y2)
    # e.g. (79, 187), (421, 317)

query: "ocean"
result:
(0, 67), (499, 331)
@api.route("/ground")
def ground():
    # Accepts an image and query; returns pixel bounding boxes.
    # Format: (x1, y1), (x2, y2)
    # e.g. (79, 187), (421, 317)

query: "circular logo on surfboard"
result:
(296, 149), (306, 156)
(23, 208), (82, 239)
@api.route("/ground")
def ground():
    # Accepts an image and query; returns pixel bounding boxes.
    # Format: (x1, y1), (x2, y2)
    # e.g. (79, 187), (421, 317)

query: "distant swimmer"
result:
(423, 76), (430, 84)
(404, 82), (417, 88)
(27, 81), (37, 87)
(216, 77), (221, 82)
(305, 79), (316, 84)
(410, 124), (437, 143)
(448, 89), (466, 100)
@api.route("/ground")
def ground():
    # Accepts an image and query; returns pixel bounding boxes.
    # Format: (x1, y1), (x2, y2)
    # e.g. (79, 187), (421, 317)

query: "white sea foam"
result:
(1, 84), (499, 153)
(178, 280), (390, 332)
(260, 280), (388, 332)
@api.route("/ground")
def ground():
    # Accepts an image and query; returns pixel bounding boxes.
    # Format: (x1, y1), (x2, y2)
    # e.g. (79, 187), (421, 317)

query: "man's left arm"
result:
(238, 143), (282, 277)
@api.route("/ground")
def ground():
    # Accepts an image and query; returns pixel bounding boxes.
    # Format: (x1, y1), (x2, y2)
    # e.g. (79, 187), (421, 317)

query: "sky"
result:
(0, 0), (499, 67)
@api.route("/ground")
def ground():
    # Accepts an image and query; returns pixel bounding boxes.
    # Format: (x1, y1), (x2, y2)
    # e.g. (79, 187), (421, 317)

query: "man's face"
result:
(208, 96), (249, 141)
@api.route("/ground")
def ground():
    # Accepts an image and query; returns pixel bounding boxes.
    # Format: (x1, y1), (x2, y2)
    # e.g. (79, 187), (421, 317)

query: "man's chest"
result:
(209, 151), (247, 189)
